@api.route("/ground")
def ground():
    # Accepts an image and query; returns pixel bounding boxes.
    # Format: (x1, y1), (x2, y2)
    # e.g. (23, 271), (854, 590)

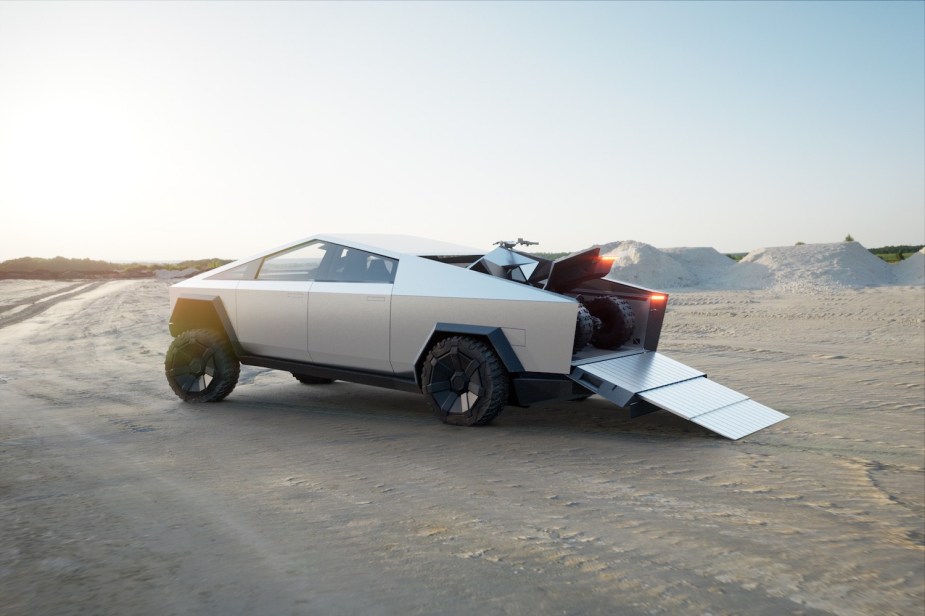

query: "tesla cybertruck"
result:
(165, 234), (787, 439)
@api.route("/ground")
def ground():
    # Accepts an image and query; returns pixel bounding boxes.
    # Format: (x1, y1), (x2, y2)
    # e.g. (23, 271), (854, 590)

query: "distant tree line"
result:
(868, 245), (923, 263)
(0, 256), (115, 273)
(869, 245), (923, 256)
(0, 256), (231, 279)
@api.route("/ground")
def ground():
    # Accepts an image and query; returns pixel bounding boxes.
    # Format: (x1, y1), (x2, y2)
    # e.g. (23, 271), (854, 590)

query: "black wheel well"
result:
(168, 297), (236, 345)
(414, 325), (523, 384)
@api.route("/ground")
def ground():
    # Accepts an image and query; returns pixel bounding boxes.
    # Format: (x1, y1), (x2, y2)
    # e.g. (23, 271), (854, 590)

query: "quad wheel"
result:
(587, 296), (636, 350)
(573, 304), (594, 352)
(292, 373), (335, 385)
(165, 328), (240, 402)
(421, 336), (508, 426)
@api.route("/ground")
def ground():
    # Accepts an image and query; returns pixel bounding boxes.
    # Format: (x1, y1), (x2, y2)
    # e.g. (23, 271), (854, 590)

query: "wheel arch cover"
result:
(414, 323), (525, 384)
(168, 295), (240, 353)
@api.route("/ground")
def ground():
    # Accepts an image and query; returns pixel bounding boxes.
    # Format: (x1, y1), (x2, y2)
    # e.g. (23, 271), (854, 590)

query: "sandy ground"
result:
(0, 279), (922, 615)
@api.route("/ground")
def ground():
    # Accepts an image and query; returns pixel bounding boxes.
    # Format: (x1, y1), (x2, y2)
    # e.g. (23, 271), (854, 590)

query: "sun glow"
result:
(1, 1), (922, 261)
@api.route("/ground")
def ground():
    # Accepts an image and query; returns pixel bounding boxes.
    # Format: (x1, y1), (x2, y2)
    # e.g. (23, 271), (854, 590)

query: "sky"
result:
(0, 1), (923, 262)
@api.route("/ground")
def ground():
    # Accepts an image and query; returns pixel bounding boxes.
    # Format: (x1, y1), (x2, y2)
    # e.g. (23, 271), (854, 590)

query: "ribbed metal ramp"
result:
(569, 352), (787, 439)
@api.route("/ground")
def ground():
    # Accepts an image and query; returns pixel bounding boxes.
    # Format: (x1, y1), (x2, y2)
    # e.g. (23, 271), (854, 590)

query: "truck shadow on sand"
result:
(203, 379), (721, 441)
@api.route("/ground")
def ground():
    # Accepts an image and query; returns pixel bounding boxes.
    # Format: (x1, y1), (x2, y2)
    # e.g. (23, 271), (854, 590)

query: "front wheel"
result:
(421, 336), (508, 426)
(165, 329), (240, 402)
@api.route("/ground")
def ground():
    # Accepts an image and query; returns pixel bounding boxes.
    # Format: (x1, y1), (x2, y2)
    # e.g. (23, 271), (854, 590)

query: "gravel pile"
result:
(600, 241), (923, 291)
(894, 248), (925, 286)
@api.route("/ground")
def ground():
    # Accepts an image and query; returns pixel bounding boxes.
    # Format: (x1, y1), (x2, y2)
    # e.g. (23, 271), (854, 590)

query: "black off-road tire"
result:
(574, 304), (594, 352)
(588, 296), (637, 350)
(292, 373), (335, 385)
(165, 328), (240, 402)
(421, 336), (509, 426)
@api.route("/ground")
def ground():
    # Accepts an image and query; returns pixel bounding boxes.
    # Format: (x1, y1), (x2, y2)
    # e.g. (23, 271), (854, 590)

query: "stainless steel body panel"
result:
(389, 255), (577, 376)
(308, 281), (393, 373)
(236, 280), (313, 362)
(390, 295), (577, 376)
(391, 250), (572, 301)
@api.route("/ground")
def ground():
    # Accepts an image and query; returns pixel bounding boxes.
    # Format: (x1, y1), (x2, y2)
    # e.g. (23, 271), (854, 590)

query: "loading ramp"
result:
(569, 351), (788, 440)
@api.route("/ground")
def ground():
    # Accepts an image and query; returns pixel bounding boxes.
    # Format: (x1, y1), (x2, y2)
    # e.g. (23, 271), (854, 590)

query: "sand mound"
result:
(599, 241), (919, 292)
(662, 247), (735, 287)
(727, 242), (894, 291)
(894, 248), (925, 285)
(601, 241), (691, 289)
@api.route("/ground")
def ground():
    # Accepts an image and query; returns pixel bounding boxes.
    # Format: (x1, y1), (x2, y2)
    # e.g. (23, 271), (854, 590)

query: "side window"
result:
(208, 259), (261, 280)
(257, 242), (329, 281)
(365, 255), (397, 283)
(322, 246), (397, 283)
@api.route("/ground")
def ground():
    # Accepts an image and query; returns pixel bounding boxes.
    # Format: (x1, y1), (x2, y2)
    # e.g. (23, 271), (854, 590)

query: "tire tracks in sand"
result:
(0, 281), (108, 329)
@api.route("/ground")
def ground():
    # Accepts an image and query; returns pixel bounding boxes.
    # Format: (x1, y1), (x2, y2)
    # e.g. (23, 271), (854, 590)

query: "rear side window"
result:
(257, 242), (328, 281)
(208, 259), (261, 280)
(321, 246), (397, 283)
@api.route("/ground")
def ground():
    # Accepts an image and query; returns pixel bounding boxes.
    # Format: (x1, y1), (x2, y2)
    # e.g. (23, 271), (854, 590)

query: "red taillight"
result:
(650, 294), (667, 302)
(599, 256), (615, 265)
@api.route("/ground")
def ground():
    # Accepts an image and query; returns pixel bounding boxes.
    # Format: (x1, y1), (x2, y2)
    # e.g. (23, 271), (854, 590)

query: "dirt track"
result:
(1, 280), (922, 615)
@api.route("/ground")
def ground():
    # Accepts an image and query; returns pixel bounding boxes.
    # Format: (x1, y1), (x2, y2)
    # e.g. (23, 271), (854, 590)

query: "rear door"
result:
(307, 246), (396, 373)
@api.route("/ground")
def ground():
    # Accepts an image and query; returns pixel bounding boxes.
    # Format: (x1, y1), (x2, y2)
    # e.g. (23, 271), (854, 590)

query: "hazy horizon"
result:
(2, 1), (923, 262)
(2, 238), (923, 266)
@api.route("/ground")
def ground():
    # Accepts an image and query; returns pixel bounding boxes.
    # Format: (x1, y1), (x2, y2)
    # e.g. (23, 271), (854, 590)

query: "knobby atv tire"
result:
(165, 328), (240, 402)
(421, 336), (509, 426)
(292, 373), (335, 385)
(574, 304), (594, 352)
(588, 296), (636, 350)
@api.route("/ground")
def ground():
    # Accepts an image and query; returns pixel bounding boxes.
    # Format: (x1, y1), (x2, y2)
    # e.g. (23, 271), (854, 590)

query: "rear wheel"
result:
(165, 328), (239, 402)
(421, 336), (508, 426)
(588, 296), (636, 349)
